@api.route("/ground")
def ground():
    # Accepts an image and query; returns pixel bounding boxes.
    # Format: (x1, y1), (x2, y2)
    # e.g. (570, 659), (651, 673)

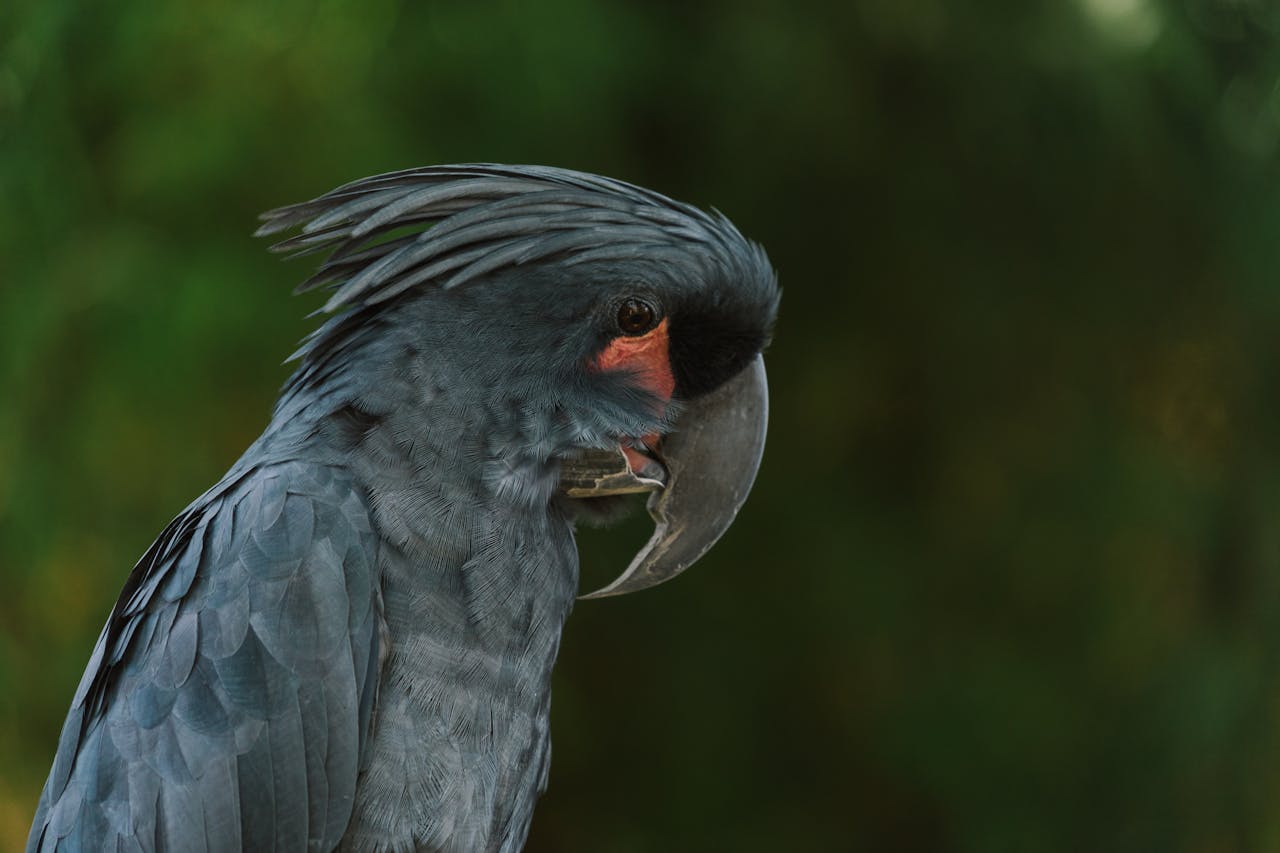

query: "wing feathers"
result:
(29, 461), (381, 852)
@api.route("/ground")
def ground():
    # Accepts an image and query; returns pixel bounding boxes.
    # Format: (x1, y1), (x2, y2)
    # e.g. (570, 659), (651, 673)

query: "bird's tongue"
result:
(620, 434), (664, 482)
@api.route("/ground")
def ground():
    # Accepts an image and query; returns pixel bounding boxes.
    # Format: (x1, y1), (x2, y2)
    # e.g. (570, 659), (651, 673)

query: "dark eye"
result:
(616, 298), (658, 336)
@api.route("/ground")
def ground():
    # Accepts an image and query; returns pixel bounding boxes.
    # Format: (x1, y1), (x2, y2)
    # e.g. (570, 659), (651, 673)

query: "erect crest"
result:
(256, 164), (765, 314)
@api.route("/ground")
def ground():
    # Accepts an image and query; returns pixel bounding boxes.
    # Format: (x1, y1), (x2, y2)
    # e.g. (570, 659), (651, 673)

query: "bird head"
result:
(258, 165), (779, 598)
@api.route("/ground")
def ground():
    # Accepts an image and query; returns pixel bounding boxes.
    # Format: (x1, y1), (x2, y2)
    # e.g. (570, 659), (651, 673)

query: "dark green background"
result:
(4, 0), (1280, 849)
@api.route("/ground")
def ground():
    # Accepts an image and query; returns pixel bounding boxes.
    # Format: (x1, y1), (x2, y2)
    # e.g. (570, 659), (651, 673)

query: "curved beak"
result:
(574, 355), (769, 599)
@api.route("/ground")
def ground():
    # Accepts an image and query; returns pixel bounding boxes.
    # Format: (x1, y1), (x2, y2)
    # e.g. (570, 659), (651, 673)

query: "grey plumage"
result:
(34, 455), (379, 852)
(255, 164), (768, 313)
(29, 165), (779, 852)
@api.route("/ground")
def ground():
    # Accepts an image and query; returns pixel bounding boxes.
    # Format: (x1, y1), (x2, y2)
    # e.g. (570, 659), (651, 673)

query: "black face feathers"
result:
(258, 164), (779, 400)
(669, 306), (769, 399)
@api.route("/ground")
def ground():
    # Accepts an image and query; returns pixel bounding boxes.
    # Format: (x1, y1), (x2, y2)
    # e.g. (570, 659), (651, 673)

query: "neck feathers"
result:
(287, 317), (578, 851)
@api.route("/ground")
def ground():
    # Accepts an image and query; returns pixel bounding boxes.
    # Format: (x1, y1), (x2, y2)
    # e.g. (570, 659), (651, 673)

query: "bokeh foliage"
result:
(4, 0), (1280, 849)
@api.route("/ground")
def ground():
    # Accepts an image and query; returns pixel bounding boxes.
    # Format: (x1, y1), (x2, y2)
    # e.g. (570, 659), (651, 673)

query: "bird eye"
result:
(616, 298), (658, 336)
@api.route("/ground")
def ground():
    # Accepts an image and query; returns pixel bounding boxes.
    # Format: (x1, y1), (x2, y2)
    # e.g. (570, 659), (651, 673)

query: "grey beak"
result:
(579, 354), (769, 599)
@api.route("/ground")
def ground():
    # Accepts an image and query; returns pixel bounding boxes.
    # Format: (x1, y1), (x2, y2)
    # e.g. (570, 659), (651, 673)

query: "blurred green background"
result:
(4, 0), (1280, 849)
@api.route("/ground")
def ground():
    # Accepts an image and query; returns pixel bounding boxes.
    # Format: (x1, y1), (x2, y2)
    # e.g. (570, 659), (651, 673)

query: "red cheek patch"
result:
(590, 317), (676, 405)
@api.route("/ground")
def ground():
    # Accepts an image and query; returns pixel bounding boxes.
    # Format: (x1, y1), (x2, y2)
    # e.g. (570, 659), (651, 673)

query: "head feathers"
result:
(256, 164), (768, 315)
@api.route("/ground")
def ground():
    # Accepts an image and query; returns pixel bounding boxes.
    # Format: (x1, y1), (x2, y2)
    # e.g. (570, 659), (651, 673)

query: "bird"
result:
(27, 164), (779, 852)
